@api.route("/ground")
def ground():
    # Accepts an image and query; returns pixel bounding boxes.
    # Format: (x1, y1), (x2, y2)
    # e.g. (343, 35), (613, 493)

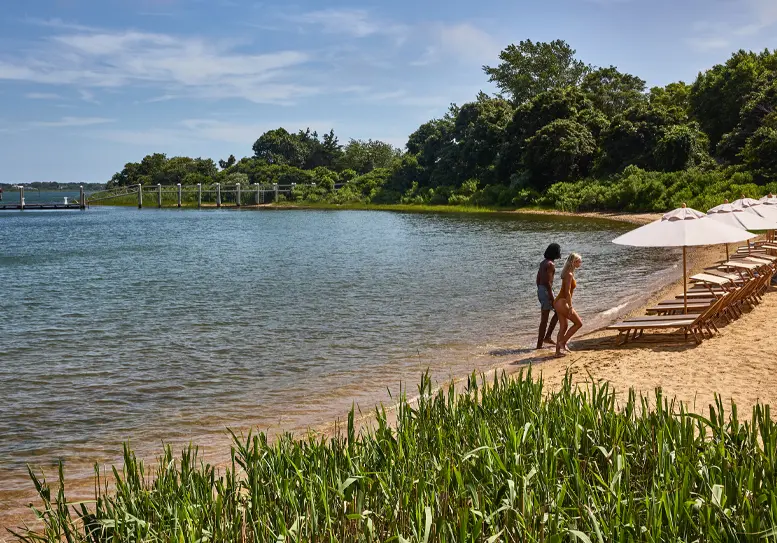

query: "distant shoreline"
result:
(88, 199), (662, 226)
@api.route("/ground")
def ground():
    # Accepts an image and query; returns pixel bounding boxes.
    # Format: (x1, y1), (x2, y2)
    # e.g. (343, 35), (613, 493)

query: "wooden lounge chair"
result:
(608, 294), (730, 345)
(646, 302), (712, 315)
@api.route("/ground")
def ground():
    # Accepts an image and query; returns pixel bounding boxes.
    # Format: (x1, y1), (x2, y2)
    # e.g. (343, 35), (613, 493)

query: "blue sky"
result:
(1, 0), (775, 183)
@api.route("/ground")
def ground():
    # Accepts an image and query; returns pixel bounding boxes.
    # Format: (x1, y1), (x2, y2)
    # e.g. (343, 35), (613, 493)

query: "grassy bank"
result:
(13, 371), (777, 542)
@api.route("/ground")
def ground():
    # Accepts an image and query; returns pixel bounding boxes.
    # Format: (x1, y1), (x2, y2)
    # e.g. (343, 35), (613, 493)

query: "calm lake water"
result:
(0, 207), (678, 520)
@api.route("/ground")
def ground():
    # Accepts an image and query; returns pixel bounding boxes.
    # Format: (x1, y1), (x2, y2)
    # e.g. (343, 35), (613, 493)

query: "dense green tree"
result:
(717, 76), (777, 164)
(499, 87), (604, 181)
(140, 153), (168, 183)
(652, 123), (710, 172)
(406, 108), (457, 186)
(449, 93), (514, 184)
(294, 128), (343, 169)
(598, 102), (690, 173)
(108, 154), (217, 186)
(649, 82), (692, 118)
(339, 139), (401, 174)
(483, 40), (590, 104)
(690, 49), (777, 151)
(741, 125), (777, 182)
(312, 129), (344, 170)
(522, 119), (596, 189)
(227, 172), (249, 185)
(252, 128), (308, 167)
(218, 154), (236, 170)
(581, 66), (646, 118)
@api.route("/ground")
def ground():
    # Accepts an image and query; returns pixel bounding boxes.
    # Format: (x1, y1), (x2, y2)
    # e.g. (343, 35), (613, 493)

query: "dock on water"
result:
(0, 202), (84, 210)
(0, 185), (87, 211)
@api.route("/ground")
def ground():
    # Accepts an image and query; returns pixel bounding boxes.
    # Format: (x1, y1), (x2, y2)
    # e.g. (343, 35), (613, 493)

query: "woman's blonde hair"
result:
(561, 252), (582, 277)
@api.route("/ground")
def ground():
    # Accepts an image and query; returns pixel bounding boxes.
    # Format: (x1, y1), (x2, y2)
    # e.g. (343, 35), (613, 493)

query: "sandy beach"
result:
(316, 222), (776, 443)
(504, 243), (777, 418)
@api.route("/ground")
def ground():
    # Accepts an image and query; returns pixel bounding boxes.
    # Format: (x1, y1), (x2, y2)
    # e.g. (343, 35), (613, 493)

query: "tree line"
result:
(108, 40), (777, 212)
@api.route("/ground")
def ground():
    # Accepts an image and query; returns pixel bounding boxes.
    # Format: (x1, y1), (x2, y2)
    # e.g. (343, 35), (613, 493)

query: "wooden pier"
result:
(0, 186), (86, 211)
(0, 203), (83, 210)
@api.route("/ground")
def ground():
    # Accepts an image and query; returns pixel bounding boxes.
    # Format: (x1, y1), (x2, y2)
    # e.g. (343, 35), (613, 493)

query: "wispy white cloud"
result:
(0, 27), (314, 104)
(289, 9), (408, 41)
(689, 0), (777, 51)
(1, 116), (115, 131)
(354, 88), (457, 108)
(25, 17), (97, 32)
(411, 23), (501, 66)
(687, 37), (732, 52)
(79, 89), (100, 104)
(24, 92), (63, 100)
(142, 94), (179, 103)
(30, 116), (114, 128)
(6, 10), (497, 112)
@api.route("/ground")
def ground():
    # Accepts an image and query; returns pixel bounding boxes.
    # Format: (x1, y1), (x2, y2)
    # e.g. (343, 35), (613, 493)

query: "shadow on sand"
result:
(499, 331), (704, 367)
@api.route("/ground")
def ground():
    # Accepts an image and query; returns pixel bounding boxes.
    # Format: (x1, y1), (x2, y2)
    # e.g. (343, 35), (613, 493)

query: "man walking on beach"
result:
(536, 243), (561, 349)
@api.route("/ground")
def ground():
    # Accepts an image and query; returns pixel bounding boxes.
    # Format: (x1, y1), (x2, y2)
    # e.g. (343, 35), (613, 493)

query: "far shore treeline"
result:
(107, 40), (777, 213)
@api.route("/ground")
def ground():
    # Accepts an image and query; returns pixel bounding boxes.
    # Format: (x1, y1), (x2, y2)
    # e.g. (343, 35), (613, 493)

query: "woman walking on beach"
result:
(553, 253), (583, 357)
(536, 243), (561, 349)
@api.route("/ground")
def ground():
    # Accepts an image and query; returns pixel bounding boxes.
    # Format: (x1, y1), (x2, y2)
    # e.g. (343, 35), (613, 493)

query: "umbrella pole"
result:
(683, 246), (687, 315)
(726, 244), (729, 261)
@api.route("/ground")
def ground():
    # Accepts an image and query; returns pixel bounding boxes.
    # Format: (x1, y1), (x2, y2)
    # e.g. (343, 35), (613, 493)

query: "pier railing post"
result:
(79, 185), (85, 209)
(255, 183), (260, 205)
(273, 182), (278, 203)
(177, 183), (182, 208)
(216, 183), (221, 207)
(20, 186), (24, 210)
(291, 183), (296, 201)
(236, 183), (241, 207)
(157, 184), (162, 208)
(197, 183), (202, 208)
(138, 184), (143, 208)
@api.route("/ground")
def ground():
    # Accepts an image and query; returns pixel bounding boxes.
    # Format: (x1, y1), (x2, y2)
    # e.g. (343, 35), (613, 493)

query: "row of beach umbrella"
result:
(613, 196), (777, 314)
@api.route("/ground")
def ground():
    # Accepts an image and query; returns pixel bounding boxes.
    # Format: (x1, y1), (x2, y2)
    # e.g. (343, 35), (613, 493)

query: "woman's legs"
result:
(553, 300), (569, 356)
(562, 309), (583, 351)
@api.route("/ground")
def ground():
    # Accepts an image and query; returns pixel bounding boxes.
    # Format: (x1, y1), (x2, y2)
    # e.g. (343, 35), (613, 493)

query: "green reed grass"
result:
(11, 370), (777, 542)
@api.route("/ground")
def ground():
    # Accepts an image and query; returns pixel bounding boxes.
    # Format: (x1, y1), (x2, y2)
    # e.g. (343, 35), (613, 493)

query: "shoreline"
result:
(310, 242), (728, 441)
(88, 200), (663, 226)
(0, 209), (706, 533)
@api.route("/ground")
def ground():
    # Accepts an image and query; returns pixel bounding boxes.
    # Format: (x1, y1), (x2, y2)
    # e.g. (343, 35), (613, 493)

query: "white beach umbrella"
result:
(730, 195), (777, 242)
(612, 204), (756, 313)
(706, 206), (776, 259)
(706, 208), (776, 231)
(731, 196), (762, 210)
(749, 204), (777, 222)
(707, 200), (734, 214)
(759, 194), (777, 204)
